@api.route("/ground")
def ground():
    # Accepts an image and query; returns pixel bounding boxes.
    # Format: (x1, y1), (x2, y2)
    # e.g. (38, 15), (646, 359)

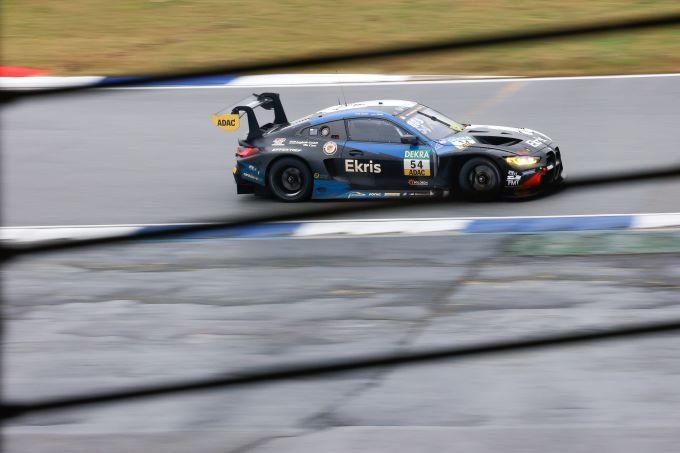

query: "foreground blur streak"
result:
(4, 233), (680, 452)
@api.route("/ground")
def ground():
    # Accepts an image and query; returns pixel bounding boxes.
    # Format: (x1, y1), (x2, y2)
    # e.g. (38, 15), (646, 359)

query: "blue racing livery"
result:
(227, 93), (565, 201)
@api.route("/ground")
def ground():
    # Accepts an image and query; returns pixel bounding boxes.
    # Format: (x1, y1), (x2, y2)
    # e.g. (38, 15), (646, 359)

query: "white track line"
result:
(108, 73), (680, 90)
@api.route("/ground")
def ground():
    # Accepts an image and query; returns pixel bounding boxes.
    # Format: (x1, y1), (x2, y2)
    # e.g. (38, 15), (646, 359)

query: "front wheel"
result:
(267, 157), (313, 202)
(458, 157), (502, 200)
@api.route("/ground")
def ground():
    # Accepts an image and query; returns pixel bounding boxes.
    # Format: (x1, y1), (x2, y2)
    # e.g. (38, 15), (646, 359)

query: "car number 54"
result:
(404, 158), (431, 176)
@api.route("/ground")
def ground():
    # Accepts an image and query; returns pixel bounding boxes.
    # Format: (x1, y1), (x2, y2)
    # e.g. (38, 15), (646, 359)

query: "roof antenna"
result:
(336, 70), (348, 106)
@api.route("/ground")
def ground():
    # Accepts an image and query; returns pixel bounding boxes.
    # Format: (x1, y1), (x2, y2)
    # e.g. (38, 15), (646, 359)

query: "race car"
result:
(218, 93), (565, 201)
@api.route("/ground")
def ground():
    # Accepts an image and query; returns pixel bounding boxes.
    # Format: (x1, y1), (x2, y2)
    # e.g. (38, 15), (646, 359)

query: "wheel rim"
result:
(468, 164), (497, 192)
(279, 167), (304, 196)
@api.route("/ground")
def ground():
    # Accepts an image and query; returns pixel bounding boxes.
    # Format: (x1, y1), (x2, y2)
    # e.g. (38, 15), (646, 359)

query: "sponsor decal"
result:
(403, 148), (431, 177)
(404, 149), (430, 159)
(525, 137), (548, 148)
(347, 191), (399, 199)
(347, 190), (432, 199)
(237, 162), (263, 183)
(241, 171), (262, 183)
(309, 128), (318, 136)
(404, 191), (434, 197)
(320, 126), (330, 137)
(323, 141), (338, 155)
(449, 136), (476, 150)
(211, 114), (240, 131)
(289, 139), (319, 147)
(407, 117), (432, 135)
(270, 147), (302, 153)
(314, 172), (320, 179)
(272, 137), (286, 146)
(506, 170), (521, 187)
(408, 179), (429, 187)
(344, 159), (382, 174)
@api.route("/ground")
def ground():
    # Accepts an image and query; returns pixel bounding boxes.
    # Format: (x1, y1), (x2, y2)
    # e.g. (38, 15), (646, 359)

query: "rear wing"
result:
(230, 92), (289, 143)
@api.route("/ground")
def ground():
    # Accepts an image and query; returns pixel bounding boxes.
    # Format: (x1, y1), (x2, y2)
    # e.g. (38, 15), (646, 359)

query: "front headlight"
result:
(505, 156), (540, 166)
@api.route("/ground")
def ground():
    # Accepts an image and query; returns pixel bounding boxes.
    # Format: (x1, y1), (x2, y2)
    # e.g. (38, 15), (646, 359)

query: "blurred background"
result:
(2, 1), (680, 452)
(3, 0), (680, 76)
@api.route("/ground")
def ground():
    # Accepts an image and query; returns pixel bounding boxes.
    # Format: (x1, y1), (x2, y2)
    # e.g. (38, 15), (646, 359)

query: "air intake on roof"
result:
(472, 136), (523, 146)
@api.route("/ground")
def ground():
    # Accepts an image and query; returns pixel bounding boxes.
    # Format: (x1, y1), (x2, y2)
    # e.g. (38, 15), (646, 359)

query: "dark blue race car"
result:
(225, 93), (565, 201)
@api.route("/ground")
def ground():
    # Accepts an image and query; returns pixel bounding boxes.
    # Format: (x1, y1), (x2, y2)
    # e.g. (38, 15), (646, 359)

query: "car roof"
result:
(316, 100), (416, 115)
(307, 100), (417, 125)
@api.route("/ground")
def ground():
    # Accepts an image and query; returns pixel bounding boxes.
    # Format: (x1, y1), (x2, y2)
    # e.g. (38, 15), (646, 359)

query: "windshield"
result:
(401, 105), (464, 140)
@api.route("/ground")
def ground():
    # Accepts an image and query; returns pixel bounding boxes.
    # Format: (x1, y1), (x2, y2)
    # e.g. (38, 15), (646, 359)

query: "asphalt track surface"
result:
(3, 74), (680, 226)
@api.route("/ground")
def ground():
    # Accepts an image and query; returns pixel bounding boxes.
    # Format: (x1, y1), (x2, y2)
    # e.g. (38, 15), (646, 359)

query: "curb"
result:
(3, 214), (680, 244)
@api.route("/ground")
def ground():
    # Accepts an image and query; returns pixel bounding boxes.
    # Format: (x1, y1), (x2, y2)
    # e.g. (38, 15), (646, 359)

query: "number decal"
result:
(403, 148), (431, 177)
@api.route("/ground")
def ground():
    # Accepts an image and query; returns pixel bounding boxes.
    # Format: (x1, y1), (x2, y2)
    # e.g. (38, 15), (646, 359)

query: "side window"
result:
(347, 118), (407, 143)
(301, 120), (347, 140)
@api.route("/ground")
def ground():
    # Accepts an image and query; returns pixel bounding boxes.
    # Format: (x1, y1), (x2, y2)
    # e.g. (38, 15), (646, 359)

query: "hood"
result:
(437, 125), (553, 154)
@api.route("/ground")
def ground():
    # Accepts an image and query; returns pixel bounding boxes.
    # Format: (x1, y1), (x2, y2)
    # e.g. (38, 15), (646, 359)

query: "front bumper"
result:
(503, 148), (565, 195)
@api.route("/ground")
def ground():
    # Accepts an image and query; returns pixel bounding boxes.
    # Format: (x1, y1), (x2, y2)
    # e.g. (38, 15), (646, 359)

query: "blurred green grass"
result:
(2, 0), (679, 76)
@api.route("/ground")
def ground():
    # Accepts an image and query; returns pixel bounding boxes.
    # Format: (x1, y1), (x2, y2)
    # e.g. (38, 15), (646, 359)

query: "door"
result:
(343, 118), (433, 189)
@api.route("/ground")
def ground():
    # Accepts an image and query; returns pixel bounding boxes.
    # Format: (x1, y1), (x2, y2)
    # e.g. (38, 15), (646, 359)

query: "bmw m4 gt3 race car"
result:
(215, 93), (565, 201)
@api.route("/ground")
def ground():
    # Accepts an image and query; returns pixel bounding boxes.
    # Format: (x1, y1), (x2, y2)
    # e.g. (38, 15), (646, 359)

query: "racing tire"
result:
(267, 157), (313, 202)
(458, 157), (502, 200)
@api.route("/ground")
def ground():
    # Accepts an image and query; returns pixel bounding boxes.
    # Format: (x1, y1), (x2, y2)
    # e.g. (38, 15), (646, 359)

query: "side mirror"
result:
(400, 135), (419, 145)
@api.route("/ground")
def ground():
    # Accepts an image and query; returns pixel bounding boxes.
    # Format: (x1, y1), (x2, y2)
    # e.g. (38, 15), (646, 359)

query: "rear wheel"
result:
(458, 157), (502, 200)
(267, 158), (313, 202)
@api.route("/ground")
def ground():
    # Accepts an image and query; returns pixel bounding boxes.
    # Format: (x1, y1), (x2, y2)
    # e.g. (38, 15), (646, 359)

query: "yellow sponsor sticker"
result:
(212, 114), (240, 131)
(404, 168), (431, 177)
